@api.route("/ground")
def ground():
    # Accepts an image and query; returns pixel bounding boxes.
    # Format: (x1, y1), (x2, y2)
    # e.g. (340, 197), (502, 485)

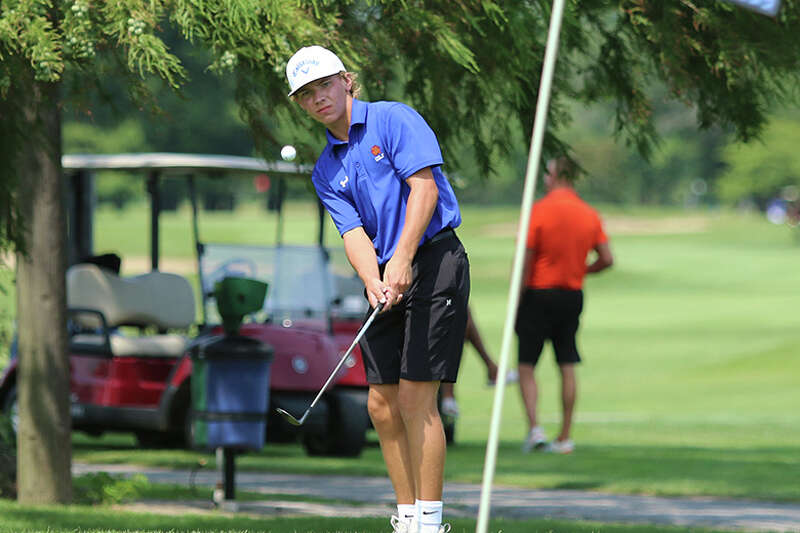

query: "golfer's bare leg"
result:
(557, 363), (576, 441)
(368, 384), (416, 504)
(518, 362), (539, 429)
(397, 379), (445, 500)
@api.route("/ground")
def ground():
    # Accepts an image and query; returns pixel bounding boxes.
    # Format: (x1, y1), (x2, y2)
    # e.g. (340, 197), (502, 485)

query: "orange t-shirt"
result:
(524, 188), (608, 290)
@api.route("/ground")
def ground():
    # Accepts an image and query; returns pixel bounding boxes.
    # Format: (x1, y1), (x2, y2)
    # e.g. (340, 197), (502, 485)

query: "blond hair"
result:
(340, 72), (361, 98)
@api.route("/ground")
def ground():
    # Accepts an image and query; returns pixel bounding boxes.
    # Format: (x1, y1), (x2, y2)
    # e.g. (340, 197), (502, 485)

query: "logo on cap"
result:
(286, 46), (347, 97)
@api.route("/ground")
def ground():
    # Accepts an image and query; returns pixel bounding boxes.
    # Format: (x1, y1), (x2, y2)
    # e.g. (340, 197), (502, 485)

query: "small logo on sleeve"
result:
(371, 145), (385, 162)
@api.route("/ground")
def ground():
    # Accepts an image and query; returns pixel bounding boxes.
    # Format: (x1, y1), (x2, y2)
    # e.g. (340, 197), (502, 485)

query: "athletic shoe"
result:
(488, 369), (519, 386)
(545, 438), (575, 454)
(440, 397), (460, 419)
(521, 426), (547, 453)
(390, 515), (417, 533)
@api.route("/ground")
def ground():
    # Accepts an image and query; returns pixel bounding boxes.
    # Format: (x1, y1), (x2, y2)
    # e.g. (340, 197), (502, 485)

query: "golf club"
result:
(276, 301), (384, 426)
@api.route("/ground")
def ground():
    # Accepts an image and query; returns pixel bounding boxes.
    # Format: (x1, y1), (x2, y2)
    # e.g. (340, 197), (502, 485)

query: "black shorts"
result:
(359, 231), (470, 384)
(516, 288), (583, 366)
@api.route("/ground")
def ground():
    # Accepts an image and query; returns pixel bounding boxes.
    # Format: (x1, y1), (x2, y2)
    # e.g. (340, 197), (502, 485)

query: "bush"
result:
(0, 413), (16, 499)
(74, 472), (149, 505)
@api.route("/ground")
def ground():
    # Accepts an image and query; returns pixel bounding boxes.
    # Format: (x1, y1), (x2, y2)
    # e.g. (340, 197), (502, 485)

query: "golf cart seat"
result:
(66, 263), (195, 357)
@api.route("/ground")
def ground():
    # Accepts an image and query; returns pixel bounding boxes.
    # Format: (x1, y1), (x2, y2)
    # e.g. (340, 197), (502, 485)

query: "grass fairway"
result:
(0, 498), (738, 533)
(5, 202), (800, 504)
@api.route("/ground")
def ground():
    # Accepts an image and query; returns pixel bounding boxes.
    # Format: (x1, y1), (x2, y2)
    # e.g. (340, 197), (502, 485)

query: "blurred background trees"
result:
(55, 3), (800, 211)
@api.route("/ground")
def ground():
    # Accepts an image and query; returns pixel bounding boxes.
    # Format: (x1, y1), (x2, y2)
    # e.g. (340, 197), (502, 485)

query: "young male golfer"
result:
(286, 45), (470, 533)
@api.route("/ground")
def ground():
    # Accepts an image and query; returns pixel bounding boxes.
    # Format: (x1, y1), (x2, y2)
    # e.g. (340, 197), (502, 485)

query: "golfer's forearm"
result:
(394, 169), (438, 263)
(343, 227), (380, 287)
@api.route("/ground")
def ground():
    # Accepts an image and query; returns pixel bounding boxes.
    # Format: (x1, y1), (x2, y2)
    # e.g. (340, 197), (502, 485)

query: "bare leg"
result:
(440, 382), (454, 399)
(517, 362), (538, 429)
(368, 384), (416, 504)
(557, 363), (576, 441)
(397, 379), (445, 500)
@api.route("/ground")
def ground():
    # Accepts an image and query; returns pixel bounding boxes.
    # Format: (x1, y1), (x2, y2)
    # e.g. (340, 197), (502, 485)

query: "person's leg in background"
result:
(557, 363), (576, 443)
(545, 290), (581, 454)
(518, 362), (546, 452)
(517, 290), (548, 452)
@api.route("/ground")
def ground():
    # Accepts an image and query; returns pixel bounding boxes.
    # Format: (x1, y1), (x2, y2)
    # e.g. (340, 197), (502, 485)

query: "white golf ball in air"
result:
(281, 145), (297, 162)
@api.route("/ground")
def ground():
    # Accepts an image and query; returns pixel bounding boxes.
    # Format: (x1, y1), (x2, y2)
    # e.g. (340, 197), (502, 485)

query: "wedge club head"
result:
(273, 301), (384, 428)
(275, 407), (306, 426)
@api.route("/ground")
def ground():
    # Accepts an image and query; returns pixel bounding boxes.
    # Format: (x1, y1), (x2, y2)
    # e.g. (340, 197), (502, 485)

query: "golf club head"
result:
(275, 407), (304, 426)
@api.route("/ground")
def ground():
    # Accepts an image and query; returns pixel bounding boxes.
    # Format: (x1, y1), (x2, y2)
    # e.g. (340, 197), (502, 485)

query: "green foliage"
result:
(63, 120), (148, 209)
(0, 267), (15, 365)
(717, 115), (800, 205)
(73, 472), (149, 505)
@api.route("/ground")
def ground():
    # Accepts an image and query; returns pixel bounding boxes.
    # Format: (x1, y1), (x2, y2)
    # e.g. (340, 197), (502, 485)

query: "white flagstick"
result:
(475, 1), (567, 531)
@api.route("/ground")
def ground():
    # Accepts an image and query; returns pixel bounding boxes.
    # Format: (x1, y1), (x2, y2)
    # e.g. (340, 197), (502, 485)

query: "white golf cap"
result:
(286, 45), (346, 97)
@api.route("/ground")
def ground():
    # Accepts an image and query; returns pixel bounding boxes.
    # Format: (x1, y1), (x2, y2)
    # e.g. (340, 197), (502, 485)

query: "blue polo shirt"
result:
(311, 99), (461, 264)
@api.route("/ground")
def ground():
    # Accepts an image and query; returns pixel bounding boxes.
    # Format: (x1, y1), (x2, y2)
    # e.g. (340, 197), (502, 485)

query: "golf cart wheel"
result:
(302, 391), (368, 457)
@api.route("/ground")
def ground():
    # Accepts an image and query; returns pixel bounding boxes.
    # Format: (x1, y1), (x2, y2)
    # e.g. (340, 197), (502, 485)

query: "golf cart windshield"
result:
(201, 243), (367, 326)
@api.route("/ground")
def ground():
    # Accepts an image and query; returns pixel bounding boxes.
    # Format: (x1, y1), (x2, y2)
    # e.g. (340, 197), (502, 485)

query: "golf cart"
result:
(0, 153), (373, 456)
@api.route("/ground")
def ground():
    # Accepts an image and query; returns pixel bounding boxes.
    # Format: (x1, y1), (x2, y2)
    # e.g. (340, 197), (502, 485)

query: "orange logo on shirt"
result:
(371, 145), (381, 156)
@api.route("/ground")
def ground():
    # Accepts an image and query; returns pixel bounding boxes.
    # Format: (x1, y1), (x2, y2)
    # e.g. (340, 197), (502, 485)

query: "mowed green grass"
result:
(5, 202), (800, 503)
(0, 498), (741, 533)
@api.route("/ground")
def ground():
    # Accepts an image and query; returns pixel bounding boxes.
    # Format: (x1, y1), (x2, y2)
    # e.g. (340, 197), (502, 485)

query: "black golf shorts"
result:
(359, 232), (470, 384)
(516, 288), (583, 366)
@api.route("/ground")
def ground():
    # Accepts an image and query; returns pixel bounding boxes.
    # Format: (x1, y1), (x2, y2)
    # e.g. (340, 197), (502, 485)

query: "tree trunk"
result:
(15, 79), (72, 504)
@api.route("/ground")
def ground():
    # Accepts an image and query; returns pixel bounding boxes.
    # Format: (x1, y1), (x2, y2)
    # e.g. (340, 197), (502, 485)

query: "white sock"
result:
(397, 503), (416, 524)
(418, 499), (443, 533)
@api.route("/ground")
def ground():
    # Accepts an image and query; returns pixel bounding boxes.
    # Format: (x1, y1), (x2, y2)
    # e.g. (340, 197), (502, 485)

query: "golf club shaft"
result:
(302, 301), (384, 417)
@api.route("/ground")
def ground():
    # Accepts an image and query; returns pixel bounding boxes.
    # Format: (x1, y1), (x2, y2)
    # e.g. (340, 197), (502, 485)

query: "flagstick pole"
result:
(474, 1), (566, 531)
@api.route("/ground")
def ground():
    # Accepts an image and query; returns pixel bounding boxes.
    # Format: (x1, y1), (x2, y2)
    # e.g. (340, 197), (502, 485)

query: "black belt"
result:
(420, 227), (455, 249)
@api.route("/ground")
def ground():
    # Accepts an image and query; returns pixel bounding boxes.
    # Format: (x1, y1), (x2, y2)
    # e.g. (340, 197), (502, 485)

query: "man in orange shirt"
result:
(516, 156), (613, 454)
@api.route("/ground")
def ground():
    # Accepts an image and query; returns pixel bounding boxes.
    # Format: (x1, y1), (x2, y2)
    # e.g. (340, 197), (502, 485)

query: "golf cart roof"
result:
(63, 153), (312, 175)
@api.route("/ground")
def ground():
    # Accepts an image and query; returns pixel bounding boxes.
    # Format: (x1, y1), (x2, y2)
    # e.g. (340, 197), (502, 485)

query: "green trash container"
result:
(190, 277), (272, 450)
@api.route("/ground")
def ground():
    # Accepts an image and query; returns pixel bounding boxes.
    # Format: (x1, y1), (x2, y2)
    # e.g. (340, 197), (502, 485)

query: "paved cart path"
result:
(74, 463), (800, 532)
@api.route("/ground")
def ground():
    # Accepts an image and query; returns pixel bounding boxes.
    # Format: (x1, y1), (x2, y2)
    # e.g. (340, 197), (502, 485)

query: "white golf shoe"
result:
(521, 426), (547, 453)
(545, 438), (575, 454)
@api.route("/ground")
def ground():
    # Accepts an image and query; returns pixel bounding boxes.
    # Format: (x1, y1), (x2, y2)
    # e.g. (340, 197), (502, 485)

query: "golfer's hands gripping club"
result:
(365, 276), (405, 312)
(380, 255), (412, 309)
